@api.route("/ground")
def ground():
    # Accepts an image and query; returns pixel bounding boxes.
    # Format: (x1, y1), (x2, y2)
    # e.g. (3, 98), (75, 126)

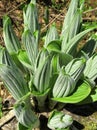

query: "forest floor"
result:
(1, 0), (97, 130)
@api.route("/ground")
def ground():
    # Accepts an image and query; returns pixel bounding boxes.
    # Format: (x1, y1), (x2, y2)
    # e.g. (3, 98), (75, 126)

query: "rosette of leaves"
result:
(0, 0), (97, 129)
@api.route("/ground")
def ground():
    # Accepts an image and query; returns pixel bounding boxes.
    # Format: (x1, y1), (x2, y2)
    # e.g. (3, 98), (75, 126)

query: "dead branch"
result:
(0, 110), (15, 127)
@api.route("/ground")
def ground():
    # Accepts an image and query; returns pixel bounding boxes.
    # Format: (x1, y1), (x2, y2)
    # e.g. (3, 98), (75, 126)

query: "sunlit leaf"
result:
(3, 16), (21, 53)
(44, 24), (59, 47)
(52, 81), (91, 103)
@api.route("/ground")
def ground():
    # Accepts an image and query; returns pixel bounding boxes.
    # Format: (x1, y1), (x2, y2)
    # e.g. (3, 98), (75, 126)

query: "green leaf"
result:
(78, 87), (97, 104)
(3, 16), (21, 54)
(65, 27), (97, 55)
(11, 53), (26, 73)
(88, 87), (97, 102)
(46, 40), (61, 53)
(31, 87), (50, 112)
(33, 56), (51, 93)
(0, 64), (29, 100)
(61, 0), (79, 38)
(23, 1), (39, 33)
(52, 81), (91, 103)
(0, 46), (4, 64)
(22, 29), (38, 69)
(84, 54), (97, 80)
(44, 24), (59, 47)
(32, 87), (50, 97)
(18, 50), (32, 70)
(14, 99), (40, 129)
(17, 123), (28, 130)
(61, 9), (82, 51)
(35, 48), (49, 69)
(59, 52), (73, 67)
(65, 57), (86, 82)
(0, 48), (26, 75)
(48, 110), (73, 130)
(53, 71), (76, 98)
(51, 54), (60, 74)
(78, 38), (97, 57)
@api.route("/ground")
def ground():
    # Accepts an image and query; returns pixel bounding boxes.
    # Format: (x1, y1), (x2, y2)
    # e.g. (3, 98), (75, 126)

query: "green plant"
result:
(0, 0), (97, 129)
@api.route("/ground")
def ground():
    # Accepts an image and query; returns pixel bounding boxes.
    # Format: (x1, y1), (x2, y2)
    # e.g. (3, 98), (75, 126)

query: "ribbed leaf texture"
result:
(61, 0), (79, 38)
(53, 70), (76, 98)
(84, 54), (97, 81)
(53, 81), (91, 103)
(14, 98), (40, 128)
(3, 16), (21, 54)
(48, 110), (73, 129)
(0, 65), (29, 100)
(44, 24), (59, 47)
(23, 0), (39, 33)
(65, 58), (86, 82)
(34, 56), (51, 93)
(22, 30), (38, 70)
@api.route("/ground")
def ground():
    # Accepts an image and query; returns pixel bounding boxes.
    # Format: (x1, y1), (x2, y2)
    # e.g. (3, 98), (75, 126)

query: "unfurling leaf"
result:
(53, 70), (76, 98)
(3, 16), (21, 54)
(48, 110), (73, 129)
(65, 58), (85, 82)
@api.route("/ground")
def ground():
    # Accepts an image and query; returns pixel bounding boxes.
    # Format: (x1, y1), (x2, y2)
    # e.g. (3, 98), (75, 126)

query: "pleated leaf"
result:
(33, 57), (51, 93)
(18, 50), (32, 70)
(50, 54), (60, 74)
(0, 46), (4, 64)
(23, 0), (39, 33)
(3, 16), (21, 54)
(84, 54), (97, 80)
(35, 48), (49, 69)
(64, 26), (97, 55)
(61, 10), (82, 52)
(1, 48), (17, 67)
(48, 110), (73, 130)
(53, 81), (91, 103)
(65, 58), (86, 82)
(14, 99), (40, 128)
(61, 0), (79, 38)
(0, 64), (29, 100)
(44, 24), (59, 47)
(22, 29), (38, 70)
(53, 70), (76, 98)
(78, 38), (97, 57)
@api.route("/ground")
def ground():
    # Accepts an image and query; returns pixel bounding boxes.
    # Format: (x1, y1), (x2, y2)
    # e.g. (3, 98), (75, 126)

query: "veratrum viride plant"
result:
(0, 0), (97, 129)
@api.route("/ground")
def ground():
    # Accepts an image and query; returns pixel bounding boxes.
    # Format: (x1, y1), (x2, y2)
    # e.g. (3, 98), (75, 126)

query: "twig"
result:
(83, 7), (97, 14)
(83, 17), (97, 21)
(41, 8), (66, 32)
(0, 110), (15, 127)
(5, 1), (27, 15)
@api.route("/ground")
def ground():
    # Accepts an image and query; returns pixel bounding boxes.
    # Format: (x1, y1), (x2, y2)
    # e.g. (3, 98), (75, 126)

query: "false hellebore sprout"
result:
(0, 0), (97, 129)
(48, 110), (73, 130)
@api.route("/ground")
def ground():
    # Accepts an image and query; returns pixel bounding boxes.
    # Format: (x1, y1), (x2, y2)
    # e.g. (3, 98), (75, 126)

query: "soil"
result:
(1, 0), (97, 130)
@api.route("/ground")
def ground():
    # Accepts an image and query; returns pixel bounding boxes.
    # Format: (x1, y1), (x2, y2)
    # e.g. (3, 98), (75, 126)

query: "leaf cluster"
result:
(0, 0), (97, 129)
